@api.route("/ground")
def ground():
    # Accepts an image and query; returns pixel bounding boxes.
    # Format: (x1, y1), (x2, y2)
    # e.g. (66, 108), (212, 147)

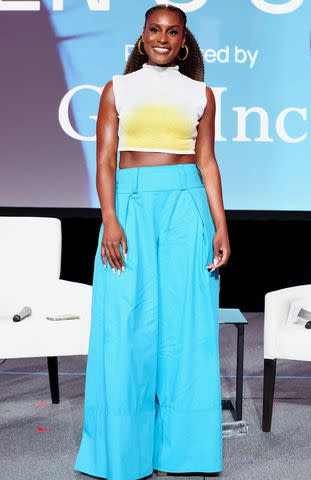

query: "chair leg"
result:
(47, 356), (60, 404)
(262, 358), (277, 432)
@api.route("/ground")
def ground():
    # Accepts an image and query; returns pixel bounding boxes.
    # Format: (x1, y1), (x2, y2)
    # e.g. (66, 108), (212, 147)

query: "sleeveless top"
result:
(112, 62), (207, 155)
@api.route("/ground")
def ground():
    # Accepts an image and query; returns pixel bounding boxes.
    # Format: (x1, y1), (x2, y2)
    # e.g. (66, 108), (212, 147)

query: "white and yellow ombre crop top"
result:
(112, 62), (207, 155)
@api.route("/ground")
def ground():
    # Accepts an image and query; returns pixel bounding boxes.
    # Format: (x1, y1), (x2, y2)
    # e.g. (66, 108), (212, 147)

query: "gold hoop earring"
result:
(177, 44), (189, 61)
(138, 38), (146, 56)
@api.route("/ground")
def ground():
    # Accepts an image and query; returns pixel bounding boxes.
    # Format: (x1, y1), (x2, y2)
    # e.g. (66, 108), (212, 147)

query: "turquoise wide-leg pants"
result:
(74, 163), (223, 480)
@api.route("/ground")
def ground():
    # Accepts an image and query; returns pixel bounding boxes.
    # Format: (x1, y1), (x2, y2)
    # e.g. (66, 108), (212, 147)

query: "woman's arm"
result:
(96, 80), (127, 273)
(195, 86), (231, 270)
(96, 80), (118, 223)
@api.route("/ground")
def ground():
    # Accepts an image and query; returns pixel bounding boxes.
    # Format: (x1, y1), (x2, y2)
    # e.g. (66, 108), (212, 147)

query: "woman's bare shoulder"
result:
(99, 79), (116, 106)
(97, 79), (118, 118)
(204, 85), (215, 104)
(102, 79), (113, 95)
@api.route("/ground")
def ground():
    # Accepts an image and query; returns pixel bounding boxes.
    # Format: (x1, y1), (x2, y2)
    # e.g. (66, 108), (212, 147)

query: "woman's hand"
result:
(101, 217), (127, 274)
(207, 226), (231, 272)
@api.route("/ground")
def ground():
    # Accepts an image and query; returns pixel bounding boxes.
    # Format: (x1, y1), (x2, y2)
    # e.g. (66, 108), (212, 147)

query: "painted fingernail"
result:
(112, 268), (116, 274)
(121, 266), (125, 272)
(124, 253), (127, 260)
(103, 263), (107, 269)
(117, 269), (121, 275)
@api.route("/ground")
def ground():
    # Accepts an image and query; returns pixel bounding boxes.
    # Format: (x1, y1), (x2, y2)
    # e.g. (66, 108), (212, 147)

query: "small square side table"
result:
(219, 308), (248, 421)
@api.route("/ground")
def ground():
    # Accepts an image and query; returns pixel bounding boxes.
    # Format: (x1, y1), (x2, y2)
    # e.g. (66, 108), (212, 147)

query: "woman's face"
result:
(142, 9), (186, 67)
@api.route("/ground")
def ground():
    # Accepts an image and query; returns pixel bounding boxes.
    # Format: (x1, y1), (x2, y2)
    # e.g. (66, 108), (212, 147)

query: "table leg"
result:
(235, 323), (245, 420)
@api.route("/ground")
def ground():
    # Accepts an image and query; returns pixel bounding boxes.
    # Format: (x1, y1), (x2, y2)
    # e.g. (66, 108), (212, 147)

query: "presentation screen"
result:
(0, 0), (309, 210)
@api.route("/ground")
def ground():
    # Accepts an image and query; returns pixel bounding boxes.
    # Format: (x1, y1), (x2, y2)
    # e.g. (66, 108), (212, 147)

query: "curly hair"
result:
(123, 4), (205, 82)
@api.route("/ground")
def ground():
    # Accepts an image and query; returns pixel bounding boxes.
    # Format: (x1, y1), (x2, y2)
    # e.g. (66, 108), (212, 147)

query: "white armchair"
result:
(0, 216), (92, 403)
(262, 284), (311, 431)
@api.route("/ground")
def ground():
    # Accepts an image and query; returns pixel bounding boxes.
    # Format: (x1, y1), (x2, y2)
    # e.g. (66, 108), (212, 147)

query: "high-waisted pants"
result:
(74, 163), (223, 480)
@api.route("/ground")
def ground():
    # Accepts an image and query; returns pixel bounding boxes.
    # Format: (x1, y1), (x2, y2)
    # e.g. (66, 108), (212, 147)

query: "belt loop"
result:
(177, 164), (188, 190)
(132, 168), (139, 193)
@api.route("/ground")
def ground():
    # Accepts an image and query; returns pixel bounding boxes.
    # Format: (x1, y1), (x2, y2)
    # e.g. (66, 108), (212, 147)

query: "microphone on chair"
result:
(12, 306), (32, 322)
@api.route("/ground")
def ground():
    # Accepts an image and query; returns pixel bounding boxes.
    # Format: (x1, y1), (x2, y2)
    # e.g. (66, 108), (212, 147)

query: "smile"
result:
(153, 47), (170, 53)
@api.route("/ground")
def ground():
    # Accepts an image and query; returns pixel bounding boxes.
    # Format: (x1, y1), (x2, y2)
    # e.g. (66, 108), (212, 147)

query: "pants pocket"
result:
(187, 187), (216, 269)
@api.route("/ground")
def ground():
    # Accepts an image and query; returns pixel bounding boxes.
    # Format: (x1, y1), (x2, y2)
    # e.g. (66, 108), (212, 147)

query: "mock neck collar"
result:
(142, 62), (179, 72)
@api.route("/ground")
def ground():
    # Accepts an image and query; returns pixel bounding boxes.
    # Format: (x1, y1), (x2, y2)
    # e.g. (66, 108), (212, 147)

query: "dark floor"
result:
(1, 312), (311, 480)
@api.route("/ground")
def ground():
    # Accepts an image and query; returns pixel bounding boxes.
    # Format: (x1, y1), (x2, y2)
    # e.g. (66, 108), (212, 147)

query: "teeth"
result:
(154, 47), (169, 52)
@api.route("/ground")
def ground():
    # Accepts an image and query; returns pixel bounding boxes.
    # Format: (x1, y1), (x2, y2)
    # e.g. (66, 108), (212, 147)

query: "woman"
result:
(74, 4), (231, 480)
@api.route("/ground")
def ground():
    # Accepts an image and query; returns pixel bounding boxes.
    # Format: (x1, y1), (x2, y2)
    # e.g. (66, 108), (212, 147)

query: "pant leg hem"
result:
(74, 466), (154, 480)
(153, 465), (223, 474)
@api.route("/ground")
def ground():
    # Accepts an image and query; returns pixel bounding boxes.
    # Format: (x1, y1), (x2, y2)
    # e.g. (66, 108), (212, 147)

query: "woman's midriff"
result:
(119, 151), (196, 169)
